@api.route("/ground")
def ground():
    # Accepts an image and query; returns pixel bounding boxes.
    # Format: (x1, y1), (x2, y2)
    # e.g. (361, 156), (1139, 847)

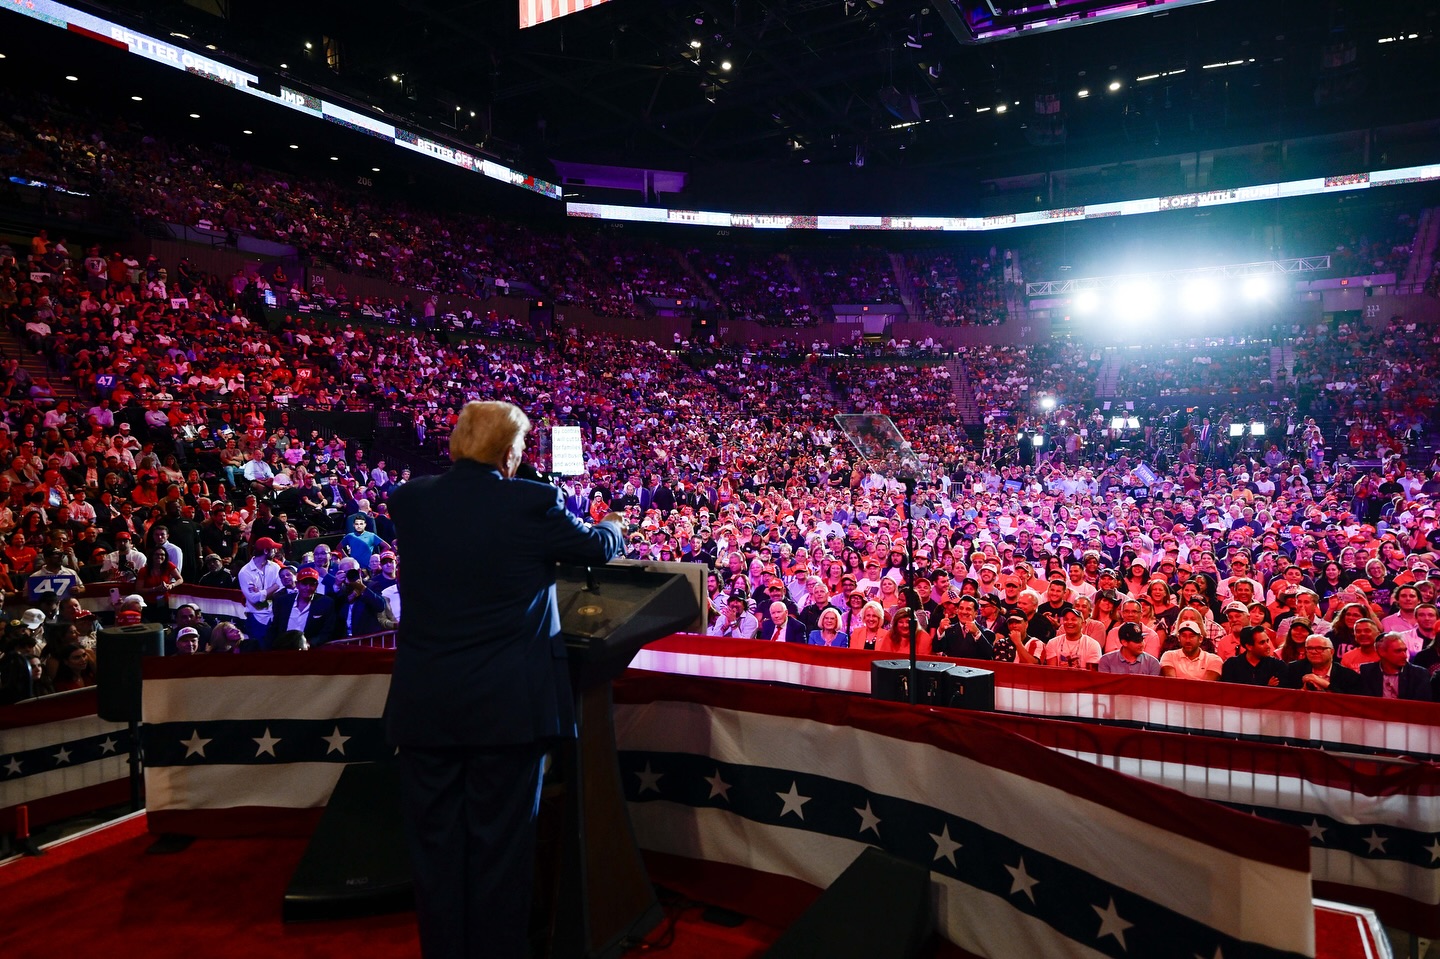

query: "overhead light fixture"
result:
(305, 42), (314, 50)
(190, 113), (201, 119)
(469, 110), (476, 117)
(170, 32), (189, 39)
(976, 106), (991, 113)
(65, 75), (78, 82)
(1077, 89), (1090, 98)
(131, 95), (143, 101)
(391, 74), (400, 82)
(372, 166), (381, 172)
(721, 60), (732, 71)
(289, 144), (299, 149)
(690, 39), (702, 48)
(1180, 278), (1221, 314)
(1108, 80), (1121, 91)
(205, 44), (217, 51)
(1242, 276), (1273, 301)
(996, 104), (1008, 113)
(242, 129), (253, 135)
(330, 156), (339, 161)
(280, 63), (289, 69)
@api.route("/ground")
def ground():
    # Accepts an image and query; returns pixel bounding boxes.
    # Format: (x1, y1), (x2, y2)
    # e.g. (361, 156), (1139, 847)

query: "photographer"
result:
(332, 557), (386, 640)
(99, 531), (147, 583)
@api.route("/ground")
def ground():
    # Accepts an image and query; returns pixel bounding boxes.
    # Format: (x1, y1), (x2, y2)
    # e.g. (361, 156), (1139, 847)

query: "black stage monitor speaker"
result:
(96, 623), (165, 723)
(556, 564), (700, 689)
(870, 659), (952, 706)
(283, 760), (411, 922)
(765, 846), (933, 959)
(941, 665), (996, 712)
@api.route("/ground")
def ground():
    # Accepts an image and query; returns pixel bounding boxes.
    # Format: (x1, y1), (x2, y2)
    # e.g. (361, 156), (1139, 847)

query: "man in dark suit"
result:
(384, 401), (624, 959)
(266, 568), (337, 647)
(1281, 634), (1362, 694)
(1357, 635), (1434, 701)
(758, 601), (807, 642)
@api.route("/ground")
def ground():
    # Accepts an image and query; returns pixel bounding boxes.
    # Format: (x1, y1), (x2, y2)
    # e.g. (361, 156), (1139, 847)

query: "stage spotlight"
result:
(1181, 278), (1220, 314)
(1115, 281), (1158, 320)
(1242, 276), (1272, 301)
(1074, 289), (1100, 314)
(1040, 396), (1057, 411)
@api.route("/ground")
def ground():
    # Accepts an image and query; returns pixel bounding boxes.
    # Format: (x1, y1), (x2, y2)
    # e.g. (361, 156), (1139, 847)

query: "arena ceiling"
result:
(102, 0), (1437, 178)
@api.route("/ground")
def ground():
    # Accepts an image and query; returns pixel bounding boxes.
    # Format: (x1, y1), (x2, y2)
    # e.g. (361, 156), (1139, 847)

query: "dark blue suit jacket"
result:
(266, 591), (337, 646)
(384, 461), (624, 748)
(1357, 662), (1434, 701)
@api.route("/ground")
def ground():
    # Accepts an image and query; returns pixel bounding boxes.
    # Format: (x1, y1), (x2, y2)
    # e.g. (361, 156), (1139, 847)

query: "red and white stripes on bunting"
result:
(69, 583), (248, 621)
(518, 0), (610, 30)
(140, 652), (392, 837)
(0, 688), (131, 836)
(979, 713), (1440, 937)
(613, 672), (1316, 959)
(633, 635), (1440, 758)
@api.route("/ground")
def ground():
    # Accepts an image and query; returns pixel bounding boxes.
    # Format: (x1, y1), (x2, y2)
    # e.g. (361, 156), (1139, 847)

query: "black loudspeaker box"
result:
(941, 665), (996, 712)
(284, 760), (412, 921)
(764, 846), (933, 959)
(870, 659), (953, 706)
(96, 623), (165, 723)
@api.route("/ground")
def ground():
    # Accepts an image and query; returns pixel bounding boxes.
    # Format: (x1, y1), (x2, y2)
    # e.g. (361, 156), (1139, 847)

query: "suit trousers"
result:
(398, 742), (548, 959)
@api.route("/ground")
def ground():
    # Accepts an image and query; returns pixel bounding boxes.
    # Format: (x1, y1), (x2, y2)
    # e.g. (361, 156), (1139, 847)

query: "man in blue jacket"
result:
(385, 401), (624, 959)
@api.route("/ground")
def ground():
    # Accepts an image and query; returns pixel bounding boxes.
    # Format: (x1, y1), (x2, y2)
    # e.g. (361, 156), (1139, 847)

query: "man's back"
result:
(385, 461), (622, 748)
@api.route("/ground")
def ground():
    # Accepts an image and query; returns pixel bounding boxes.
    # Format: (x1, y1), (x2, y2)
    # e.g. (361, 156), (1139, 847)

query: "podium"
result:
(540, 565), (700, 959)
(281, 563), (697, 946)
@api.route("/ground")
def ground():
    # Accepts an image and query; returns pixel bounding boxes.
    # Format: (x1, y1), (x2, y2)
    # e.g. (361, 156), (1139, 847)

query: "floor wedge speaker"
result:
(765, 846), (933, 959)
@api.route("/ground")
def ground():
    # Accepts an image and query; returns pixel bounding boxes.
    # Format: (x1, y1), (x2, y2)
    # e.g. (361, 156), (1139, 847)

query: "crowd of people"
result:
(1, 85), (1439, 712)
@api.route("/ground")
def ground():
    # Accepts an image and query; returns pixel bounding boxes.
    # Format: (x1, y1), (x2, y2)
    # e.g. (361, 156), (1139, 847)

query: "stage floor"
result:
(0, 812), (1400, 959)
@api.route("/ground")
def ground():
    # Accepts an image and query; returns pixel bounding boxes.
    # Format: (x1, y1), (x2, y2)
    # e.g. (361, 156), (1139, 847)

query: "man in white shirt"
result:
(242, 450), (275, 492)
(238, 537), (285, 649)
(1043, 608), (1101, 670)
(706, 595), (759, 639)
(1160, 623), (1223, 681)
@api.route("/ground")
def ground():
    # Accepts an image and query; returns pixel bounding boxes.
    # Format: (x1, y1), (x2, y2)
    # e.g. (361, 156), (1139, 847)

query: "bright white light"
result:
(1242, 276), (1272, 301)
(1108, 80), (1121, 91)
(1181, 278), (1221, 314)
(371, 167), (381, 172)
(1077, 89), (1090, 98)
(1075, 290), (1101, 314)
(65, 75), (78, 82)
(996, 104), (1008, 114)
(242, 129), (253, 134)
(391, 74), (400, 82)
(690, 39), (702, 48)
(189, 113), (201, 119)
(721, 61), (732, 71)
(305, 42), (314, 50)
(330, 156), (339, 161)
(289, 144), (299, 149)
(1040, 396), (1057, 411)
(1115, 281), (1158, 320)
(280, 63), (288, 69)
(131, 95), (143, 101)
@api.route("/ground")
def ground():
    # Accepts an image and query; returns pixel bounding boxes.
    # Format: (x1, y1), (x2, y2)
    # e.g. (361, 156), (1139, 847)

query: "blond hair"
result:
(449, 401), (530, 467)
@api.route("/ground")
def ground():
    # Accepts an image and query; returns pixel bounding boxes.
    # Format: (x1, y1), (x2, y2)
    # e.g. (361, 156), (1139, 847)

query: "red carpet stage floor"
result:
(0, 813), (1394, 959)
